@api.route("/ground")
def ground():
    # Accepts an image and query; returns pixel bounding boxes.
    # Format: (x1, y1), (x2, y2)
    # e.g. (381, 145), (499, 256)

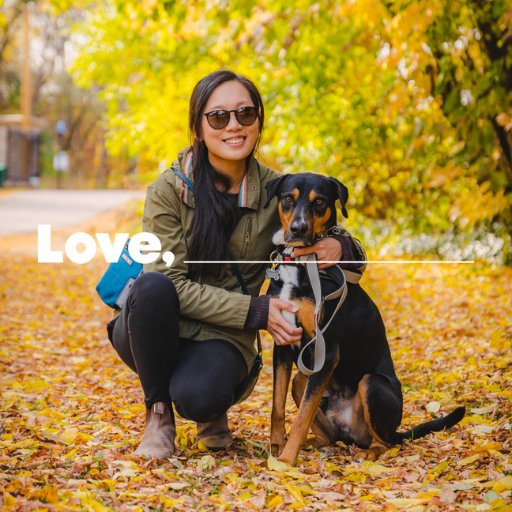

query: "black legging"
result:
(107, 272), (248, 423)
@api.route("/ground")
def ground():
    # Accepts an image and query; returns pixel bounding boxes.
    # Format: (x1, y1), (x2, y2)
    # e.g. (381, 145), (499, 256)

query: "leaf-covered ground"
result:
(1, 212), (512, 512)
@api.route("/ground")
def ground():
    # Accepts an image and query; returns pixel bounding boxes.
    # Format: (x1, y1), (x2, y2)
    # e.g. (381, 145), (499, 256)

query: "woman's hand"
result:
(267, 298), (303, 346)
(291, 237), (342, 269)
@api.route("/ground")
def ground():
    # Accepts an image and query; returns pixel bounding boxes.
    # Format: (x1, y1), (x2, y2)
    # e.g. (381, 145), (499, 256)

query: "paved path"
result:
(0, 189), (145, 236)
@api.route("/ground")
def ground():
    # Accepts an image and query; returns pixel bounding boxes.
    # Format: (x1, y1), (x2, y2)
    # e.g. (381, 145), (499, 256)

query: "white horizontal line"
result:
(184, 260), (475, 264)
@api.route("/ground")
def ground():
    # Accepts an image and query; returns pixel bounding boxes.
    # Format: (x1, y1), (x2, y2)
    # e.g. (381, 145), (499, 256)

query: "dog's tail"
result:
(391, 406), (465, 444)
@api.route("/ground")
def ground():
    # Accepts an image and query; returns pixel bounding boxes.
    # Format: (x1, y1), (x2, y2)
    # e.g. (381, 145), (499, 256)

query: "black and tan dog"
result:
(263, 173), (465, 467)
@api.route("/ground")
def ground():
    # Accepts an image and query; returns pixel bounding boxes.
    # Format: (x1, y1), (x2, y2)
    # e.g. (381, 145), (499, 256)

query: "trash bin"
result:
(0, 164), (5, 187)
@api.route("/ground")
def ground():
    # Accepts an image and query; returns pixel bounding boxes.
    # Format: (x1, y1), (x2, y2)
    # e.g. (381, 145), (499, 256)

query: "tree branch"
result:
(491, 117), (512, 169)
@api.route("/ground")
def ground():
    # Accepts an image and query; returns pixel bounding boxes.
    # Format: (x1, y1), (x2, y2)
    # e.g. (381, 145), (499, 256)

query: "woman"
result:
(107, 69), (366, 459)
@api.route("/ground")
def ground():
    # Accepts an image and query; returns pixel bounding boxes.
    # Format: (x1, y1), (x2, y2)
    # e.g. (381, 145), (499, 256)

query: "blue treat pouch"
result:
(96, 240), (143, 309)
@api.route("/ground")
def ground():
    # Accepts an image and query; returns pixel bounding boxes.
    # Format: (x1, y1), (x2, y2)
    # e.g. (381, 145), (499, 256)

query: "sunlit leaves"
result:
(68, 1), (511, 246)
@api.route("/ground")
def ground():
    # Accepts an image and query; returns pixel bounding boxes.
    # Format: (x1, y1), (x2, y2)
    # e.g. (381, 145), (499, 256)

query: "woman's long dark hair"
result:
(187, 69), (264, 272)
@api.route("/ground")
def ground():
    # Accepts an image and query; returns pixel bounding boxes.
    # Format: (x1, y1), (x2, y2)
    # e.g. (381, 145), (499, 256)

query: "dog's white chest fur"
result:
(277, 249), (299, 329)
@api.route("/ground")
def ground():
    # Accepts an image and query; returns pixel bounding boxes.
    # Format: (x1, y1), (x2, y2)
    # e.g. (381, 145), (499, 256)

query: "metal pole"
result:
(21, 5), (31, 181)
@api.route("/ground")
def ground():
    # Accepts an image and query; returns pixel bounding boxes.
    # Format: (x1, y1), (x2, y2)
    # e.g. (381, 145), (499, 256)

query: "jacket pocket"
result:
(179, 318), (202, 338)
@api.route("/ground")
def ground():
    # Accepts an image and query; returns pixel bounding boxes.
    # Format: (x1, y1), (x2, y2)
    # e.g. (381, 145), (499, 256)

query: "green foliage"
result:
(70, 0), (512, 248)
(39, 129), (56, 178)
(386, 0), (512, 229)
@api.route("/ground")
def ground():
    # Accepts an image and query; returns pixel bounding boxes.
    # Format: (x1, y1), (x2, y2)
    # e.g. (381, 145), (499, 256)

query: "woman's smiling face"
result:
(200, 80), (261, 168)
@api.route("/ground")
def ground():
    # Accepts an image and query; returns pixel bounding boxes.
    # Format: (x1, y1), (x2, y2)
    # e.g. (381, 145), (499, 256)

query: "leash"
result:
(269, 251), (361, 376)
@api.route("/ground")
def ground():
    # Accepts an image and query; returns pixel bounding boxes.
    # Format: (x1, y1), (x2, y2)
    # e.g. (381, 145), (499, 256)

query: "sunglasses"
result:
(204, 106), (259, 130)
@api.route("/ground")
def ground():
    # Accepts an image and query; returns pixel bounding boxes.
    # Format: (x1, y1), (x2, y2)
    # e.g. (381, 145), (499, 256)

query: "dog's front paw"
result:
(270, 428), (287, 457)
(302, 435), (328, 451)
(353, 450), (370, 463)
(271, 442), (286, 457)
(353, 442), (389, 463)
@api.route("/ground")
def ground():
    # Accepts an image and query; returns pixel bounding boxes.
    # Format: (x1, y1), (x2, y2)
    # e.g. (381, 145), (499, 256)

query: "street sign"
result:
(53, 150), (69, 172)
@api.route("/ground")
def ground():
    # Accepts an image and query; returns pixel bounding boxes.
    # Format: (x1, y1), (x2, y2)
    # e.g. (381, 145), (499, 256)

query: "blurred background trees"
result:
(0, 0), (136, 188)
(1, 0), (511, 261)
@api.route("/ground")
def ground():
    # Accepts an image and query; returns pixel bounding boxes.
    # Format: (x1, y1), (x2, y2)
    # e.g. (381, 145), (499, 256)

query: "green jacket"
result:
(119, 147), (366, 369)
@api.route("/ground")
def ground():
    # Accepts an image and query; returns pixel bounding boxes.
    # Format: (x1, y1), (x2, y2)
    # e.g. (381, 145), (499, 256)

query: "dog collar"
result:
(274, 253), (296, 263)
(269, 248), (302, 265)
(266, 249), (300, 281)
(318, 225), (342, 241)
(266, 249), (325, 282)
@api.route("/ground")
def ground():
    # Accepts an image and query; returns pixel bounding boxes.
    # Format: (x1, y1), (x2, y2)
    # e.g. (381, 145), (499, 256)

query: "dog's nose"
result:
(290, 221), (308, 237)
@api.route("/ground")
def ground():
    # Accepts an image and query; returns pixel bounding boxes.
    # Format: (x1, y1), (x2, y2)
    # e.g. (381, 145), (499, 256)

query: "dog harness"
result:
(268, 251), (362, 376)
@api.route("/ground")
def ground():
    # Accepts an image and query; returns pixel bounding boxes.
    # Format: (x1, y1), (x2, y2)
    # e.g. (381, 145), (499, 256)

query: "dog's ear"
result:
(329, 177), (349, 218)
(263, 175), (288, 209)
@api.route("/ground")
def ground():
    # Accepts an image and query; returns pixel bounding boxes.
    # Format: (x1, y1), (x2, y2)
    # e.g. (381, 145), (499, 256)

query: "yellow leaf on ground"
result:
(299, 484), (318, 496)
(284, 482), (304, 504)
(3, 494), (15, 508)
(160, 495), (187, 508)
(75, 433), (94, 444)
(61, 427), (79, 441)
(366, 464), (399, 475)
(28, 485), (59, 504)
(268, 496), (284, 507)
(267, 454), (292, 472)
(490, 331), (502, 349)
(457, 454), (480, 466)
(63, 448), (77, 459)
(497, 476), (512, 489)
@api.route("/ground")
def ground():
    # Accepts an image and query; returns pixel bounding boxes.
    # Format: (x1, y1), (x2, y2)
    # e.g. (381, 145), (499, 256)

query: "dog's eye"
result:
(285, 197), (293, 203)
(315, 198), (324, 205)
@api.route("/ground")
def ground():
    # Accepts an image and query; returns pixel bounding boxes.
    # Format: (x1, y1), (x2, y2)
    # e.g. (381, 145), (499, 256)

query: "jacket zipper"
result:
(240, 217), (253, 258)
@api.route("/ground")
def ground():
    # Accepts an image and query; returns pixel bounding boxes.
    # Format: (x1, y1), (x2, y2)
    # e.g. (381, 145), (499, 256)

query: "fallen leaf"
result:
(197, 455), (215, 470)
(439, 487), (457, 505)
(168, 482), (189, 490)
(457, 454), (480, 466)
(484, 490), (500, 503)
(267, 454), (292, 472)
(267, 496), (283, 507)
(490, 331), (502, 349)
(39, 432), (71, 445)
(426, 401), (441, 413)
(471, 404), (497, 415)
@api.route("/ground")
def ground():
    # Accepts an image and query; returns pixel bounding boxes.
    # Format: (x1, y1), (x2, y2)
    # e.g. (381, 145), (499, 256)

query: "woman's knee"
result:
(129, 272), (179, 311)
(172, 386), (233, 423)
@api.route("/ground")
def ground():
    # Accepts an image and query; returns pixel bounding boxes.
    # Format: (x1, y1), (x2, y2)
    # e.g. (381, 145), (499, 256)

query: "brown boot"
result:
(135, 402), (176, 459)
(196, 413), (233, 452)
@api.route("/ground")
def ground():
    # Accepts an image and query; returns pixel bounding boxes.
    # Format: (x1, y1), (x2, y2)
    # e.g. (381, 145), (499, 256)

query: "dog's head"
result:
(263, 173), (349, 247)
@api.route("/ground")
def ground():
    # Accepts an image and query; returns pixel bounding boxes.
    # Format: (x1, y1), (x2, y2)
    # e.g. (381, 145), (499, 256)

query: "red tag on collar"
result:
(284, 257), (292, 262)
